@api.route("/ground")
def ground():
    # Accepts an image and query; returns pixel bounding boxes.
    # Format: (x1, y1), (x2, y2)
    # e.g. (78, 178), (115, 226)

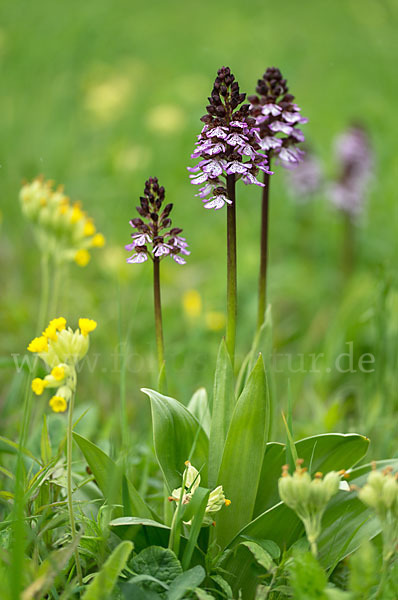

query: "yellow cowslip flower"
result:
(20, 177), (105, 268)
(31, 378), (48, 395)
(43, 323), (58, 341)
(169, 460), (229, 526)
(27, 336), (48, 353)
(91, 233), (105, 248)
(182, 290), (202, 319)
(79, 318), (97, 336)
(49, 396), (67, 413)
(75, 249), (91, 267)
(205, 311), (226, 332)
(83, 220), (96, 236)
(49, 317), (66, 332)
(51, 365), (66, 381)
(70, 203), (84, 224)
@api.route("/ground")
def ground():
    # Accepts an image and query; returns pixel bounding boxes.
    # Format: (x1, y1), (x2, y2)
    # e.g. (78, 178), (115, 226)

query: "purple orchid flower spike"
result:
(328, 124), (373, 219)
(125, 177), (189, 377)
(188, 66), (272, 211)
(125, 177), (190, 265)
(249, 67), (308, 168)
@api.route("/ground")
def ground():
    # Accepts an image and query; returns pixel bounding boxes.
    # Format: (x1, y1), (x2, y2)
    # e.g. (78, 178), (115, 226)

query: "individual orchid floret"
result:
(358, 463), (398, 561)
(188, 66), (272, 210)
(27, 316), (97, 412)
(249, 67), (308, 167)
(19, 176), (105, 267)
(126, 177), (189, 265)
(168, 460), (231, 526)
(278, 459), (343, 556)
(328, 124), (373, 219)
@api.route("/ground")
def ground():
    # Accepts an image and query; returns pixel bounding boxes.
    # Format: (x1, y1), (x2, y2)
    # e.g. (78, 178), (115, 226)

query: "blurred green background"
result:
(0, 0), (397, 457)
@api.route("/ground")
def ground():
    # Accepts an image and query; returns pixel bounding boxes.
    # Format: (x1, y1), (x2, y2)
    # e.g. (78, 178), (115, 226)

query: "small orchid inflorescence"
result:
(278, 459), (343, 556)
(20, 177), (105, 267)
(249, 67), (307, 166)
(169, 460), (231, 526)
(126, 177), (189, 264)
(28, 317), (97, 412)
(188, 66), (272, 210)
(328, 124), (373, 219)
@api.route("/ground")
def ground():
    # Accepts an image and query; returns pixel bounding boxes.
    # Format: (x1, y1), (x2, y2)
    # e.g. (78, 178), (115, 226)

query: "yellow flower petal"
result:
(49, 395), (67, 413)
(31, 378), (48, 395)
(51, 365), (65, 381)
(79, 318), (97, 336)
(27, 336), (48, 353)
(83, 220), (96, 236)
(74, 249), (91, 267)
(91, 233), (106, 248)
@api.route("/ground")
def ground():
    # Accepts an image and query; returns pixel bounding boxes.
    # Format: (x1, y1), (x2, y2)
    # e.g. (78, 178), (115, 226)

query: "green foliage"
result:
(142, 389), (209, 490)
(208, 339), (234, 487)
(82, 540), (133, 600)
(216, 355), (269, 548)
(288, 550), (329, 599)
(73, 432), (151, 518)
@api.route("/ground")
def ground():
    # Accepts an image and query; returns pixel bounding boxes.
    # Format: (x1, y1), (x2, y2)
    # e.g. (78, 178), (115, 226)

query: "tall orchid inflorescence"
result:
(328, 124), (373, 219)
(126, 177), (189, 264)
(188, 66), (272, 210)
(249, 67), (307, 166)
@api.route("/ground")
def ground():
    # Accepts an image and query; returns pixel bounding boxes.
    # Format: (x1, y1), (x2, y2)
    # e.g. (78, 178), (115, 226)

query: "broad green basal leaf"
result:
(73, 432), (151, 519)
(142, 389), (209, 491)
(187, 388), (211, 437)
(215, 355), (269, 549)
(208, 339), (234, 487)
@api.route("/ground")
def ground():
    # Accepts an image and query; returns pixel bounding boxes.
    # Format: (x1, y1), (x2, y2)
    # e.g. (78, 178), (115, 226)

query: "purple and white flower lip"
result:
(249, 67), (308, 168)
(188, 66), (272, 210)
(328, 124), (373, 218)
(125, 177), (189, 265)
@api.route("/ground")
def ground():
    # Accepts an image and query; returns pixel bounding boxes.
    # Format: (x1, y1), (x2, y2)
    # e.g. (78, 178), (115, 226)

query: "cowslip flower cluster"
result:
(168, 460), (231, 526)
(20, 177), (105, 267)
(278, 460), (342, 553)
(328, 124), (373, 219)
(358, 463), (398, 560)
(28, 317), (97, 412)
(188, 66), (272, 210)
(249, 67), (307, 166)
(126, 177), (189, 264)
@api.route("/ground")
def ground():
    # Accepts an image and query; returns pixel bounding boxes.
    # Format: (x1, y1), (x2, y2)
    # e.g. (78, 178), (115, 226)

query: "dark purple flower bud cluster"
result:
(126, 177), (189, 264)
(249, 67), (307, 166)
(188, 66), (272, 210)
(328, 124), (373, 218)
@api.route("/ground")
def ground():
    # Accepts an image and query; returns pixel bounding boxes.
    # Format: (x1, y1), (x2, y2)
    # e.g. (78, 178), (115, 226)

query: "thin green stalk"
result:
(257, 169), (271, 331)
(67, 390), (83, 585)
(342, 212), (355, 279)
(117, 287), (129, 449)
(48, 259), (63, 317)
(226, 174), (237, 367)
(37, 252), (50, 333)
(10, 251), (50, 598)
(153, 257), (165, 373)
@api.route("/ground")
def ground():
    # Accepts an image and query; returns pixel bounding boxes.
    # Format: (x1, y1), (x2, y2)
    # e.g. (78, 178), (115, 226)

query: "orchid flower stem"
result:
(153, 257), (165, 374)
(226, 174), (237, 368)
(67, 391), (83, 585)
(342, 212), (355, 279)
(257, 169), (271, 331)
